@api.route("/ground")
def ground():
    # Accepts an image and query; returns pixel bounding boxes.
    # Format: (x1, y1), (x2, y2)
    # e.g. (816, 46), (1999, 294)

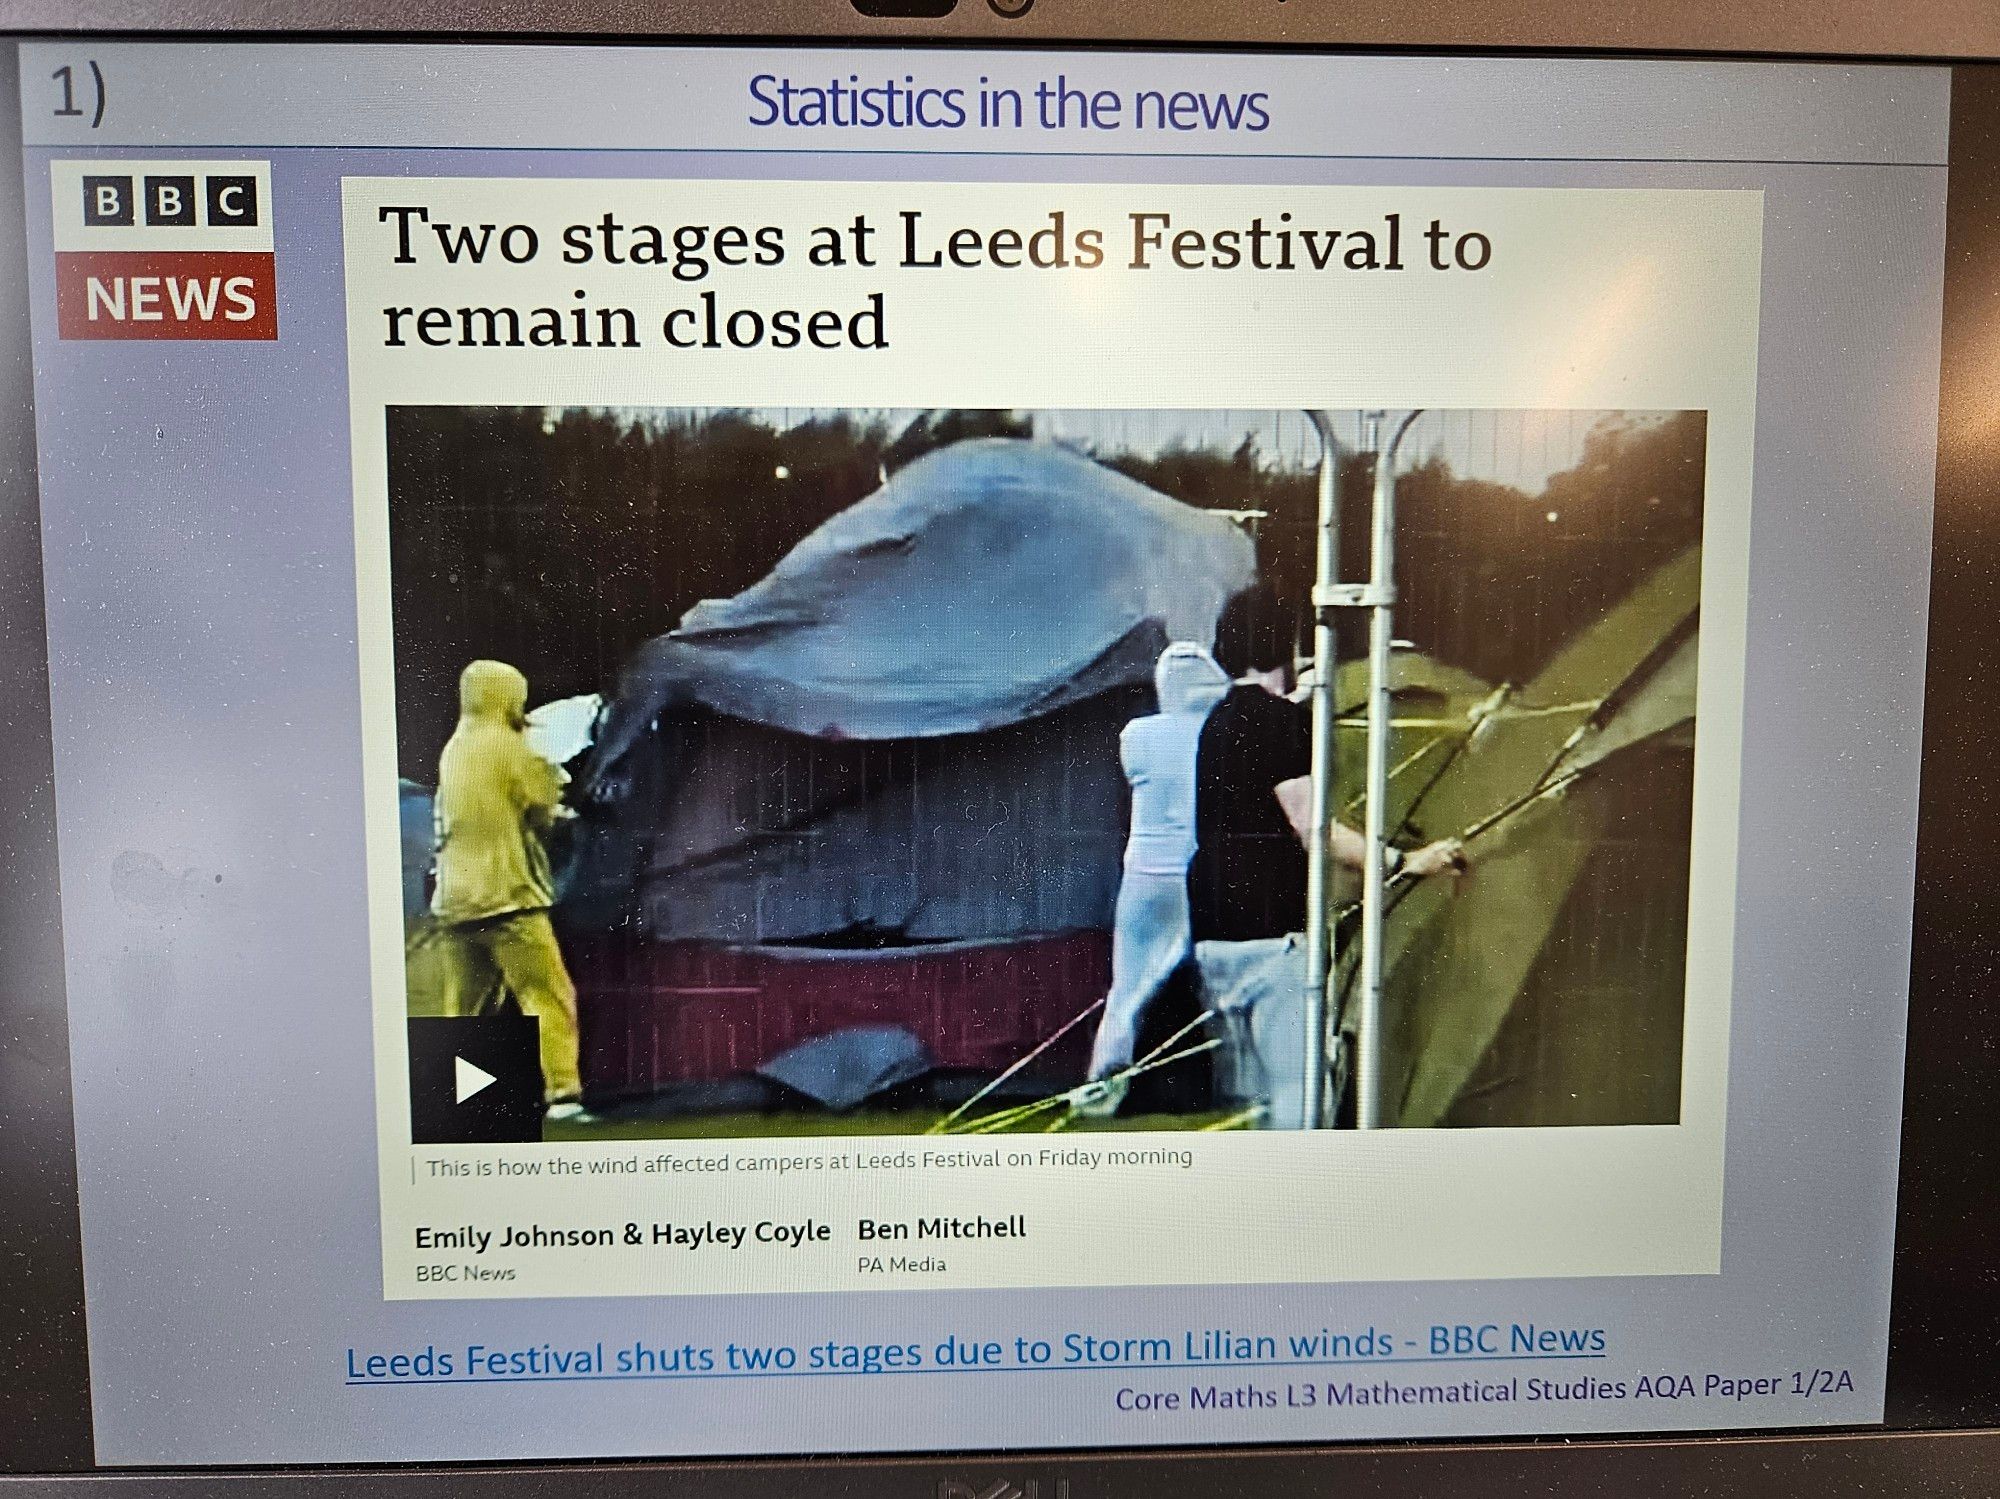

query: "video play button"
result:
(454, 1055), (498, 1104)
(407, 1017), (543, 1143)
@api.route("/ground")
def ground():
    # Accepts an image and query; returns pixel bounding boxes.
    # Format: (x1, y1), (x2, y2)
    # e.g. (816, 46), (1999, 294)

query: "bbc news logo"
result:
(80, 171), (259, 230)
(51, 159), (276, 340)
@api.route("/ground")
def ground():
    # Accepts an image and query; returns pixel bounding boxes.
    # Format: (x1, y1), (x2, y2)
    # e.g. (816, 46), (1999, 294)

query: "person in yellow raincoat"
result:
(431, 660), (586, 1120)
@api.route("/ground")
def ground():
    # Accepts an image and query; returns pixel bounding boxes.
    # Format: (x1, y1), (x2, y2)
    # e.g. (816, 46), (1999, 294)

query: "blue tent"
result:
(574, 439), (1255, 945)
(588, 439), (1255, 762)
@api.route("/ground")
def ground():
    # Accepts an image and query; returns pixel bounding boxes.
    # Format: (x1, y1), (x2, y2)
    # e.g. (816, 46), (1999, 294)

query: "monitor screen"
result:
(0, 31), (1987, 1481)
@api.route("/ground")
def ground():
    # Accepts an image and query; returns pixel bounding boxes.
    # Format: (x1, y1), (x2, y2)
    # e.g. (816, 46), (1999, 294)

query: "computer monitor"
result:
(3, 5), (1998, 1493)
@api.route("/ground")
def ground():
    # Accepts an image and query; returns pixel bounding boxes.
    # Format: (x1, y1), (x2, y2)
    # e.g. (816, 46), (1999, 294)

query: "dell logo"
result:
(939, 1482), (1070, 1499)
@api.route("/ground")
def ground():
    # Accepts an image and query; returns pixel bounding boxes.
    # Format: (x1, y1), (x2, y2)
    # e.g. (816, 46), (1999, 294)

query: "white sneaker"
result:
(544, 1099), (594, 1124)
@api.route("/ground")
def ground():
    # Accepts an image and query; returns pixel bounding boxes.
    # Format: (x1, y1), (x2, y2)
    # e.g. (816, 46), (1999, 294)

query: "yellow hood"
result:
(458, 659), (528, 729)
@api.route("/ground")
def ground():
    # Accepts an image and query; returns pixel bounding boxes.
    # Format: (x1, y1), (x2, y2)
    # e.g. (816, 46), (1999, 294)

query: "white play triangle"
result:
(454, 1055), (498, 1104)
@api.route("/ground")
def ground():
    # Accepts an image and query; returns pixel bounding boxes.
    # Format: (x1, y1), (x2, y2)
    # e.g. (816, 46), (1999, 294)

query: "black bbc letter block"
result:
(81, 175), (133, 226)
(407, 1016), (544, 1144)
(205, 174), (259, 228)
(144, 175), (197, 227)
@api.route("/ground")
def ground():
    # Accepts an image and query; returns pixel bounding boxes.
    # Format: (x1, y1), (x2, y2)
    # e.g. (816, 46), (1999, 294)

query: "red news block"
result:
(55, 250), (277, 340)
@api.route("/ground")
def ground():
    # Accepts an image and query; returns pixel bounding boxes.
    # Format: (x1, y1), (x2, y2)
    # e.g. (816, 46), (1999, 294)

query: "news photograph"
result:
(388, 405), (1705, 1144)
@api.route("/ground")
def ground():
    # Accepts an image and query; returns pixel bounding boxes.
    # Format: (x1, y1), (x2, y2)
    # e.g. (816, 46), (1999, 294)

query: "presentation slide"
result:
(340, 177), (1756, 1299)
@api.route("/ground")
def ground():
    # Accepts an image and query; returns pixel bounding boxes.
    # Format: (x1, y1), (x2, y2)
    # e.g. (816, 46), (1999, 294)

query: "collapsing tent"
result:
(589, 437), (1253, 751)
(568, 438), (1255, 1098)
(1202, 547), (1700, 1129)
(1363, 545), (1700, 1128)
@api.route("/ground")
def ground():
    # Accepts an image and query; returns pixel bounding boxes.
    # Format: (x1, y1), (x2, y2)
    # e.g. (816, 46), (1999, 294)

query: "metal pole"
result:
(1356, 410), (1422, 1130)
(1301, 411), (1342, 1130)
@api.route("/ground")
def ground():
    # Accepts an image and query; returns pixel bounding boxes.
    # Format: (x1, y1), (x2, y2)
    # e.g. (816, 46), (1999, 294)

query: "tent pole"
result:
(1356, 410), (1422, 1131)
(1301, 411), (1344, 1131)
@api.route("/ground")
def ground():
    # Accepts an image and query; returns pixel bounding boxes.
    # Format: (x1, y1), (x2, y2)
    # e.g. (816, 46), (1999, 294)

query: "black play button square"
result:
(408, 1017), (543, 1144)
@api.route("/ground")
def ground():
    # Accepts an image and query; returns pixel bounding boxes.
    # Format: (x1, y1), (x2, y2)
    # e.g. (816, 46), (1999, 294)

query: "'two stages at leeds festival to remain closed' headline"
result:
(373, 207), (1496, 353)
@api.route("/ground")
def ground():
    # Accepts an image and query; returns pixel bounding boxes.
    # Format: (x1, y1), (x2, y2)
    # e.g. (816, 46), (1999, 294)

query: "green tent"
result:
(1340, 547), (1701, 1127)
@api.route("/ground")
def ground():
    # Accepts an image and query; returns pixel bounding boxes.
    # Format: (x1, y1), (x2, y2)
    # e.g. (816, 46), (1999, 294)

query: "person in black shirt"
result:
(1188, 585), (1462, 944)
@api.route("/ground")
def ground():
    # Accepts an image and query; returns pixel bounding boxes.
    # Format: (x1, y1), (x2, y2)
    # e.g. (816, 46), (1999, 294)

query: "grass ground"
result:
(544, 1108), (1235, 1142)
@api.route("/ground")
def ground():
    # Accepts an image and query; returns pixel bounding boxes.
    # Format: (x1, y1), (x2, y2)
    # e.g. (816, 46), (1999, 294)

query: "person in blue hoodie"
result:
(1083, 640), (1234, 1104)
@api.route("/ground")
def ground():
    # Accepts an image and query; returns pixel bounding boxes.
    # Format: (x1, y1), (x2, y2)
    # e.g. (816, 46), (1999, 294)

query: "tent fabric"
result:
(525, 693), (603, 768)
(398, 779), (434, 922)
(754, 1024), (934, 1110)
(586, 438), (1257, 784)
(1327, 651), (1502, 841)
(630, 689), (1145, 943)
(1376, 782), (1605, 1127)
(1351, 546), (1702, 1127)
(568, 931), (1104, 1095)
(574, 438), (1258, 945)
(1441, 743), (1691, 1127)
(1552, 629), (1697, 779)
